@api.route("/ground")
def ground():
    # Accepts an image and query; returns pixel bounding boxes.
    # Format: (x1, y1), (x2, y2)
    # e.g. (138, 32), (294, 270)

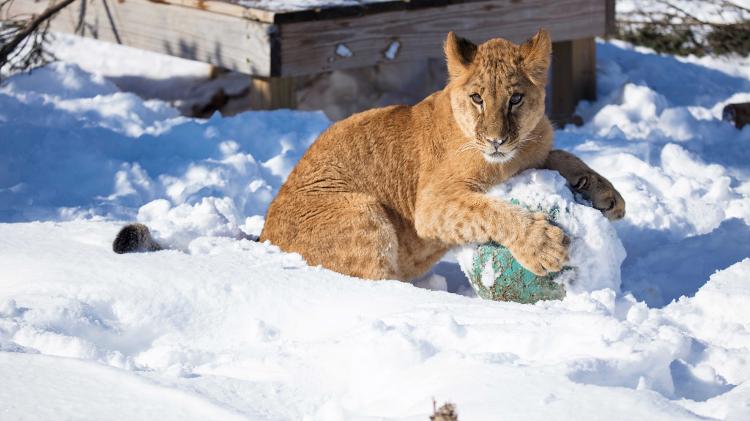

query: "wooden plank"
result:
(7, 0), (275, 76)
(277, 0), (607, 77)
(162, 0), (276, 22)
(236, 0), (491, 24)
(162, 0), (494, 23)
(161, 0), (612, 28)
(550, 38), (596, 123)
(249, 76), (296, 109)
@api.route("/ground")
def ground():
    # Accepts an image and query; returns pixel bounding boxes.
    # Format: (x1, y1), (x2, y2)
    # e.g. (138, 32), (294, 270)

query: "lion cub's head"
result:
(444, 30), (552, 164)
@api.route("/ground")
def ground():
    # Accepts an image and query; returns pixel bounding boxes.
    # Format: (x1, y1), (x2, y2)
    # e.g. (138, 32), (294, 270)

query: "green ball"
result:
(463, 203), (569, 304)
(467, 242), (567, 303)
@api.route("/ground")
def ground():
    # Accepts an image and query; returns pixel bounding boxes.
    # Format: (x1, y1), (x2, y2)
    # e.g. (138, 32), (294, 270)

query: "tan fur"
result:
(260, 30), (625, 281)
(544, 150), (626, 220)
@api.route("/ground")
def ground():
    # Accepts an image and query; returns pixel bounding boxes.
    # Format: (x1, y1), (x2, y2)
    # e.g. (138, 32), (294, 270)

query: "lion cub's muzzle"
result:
(484, 137), (520, 161)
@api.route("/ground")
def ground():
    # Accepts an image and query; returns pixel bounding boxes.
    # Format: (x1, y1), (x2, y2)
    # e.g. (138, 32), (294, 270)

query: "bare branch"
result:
(615, 0), (750, 57)
(0, 0), (77, 76)
(655, 0), (711, 25)
(722, 0), (750, 14)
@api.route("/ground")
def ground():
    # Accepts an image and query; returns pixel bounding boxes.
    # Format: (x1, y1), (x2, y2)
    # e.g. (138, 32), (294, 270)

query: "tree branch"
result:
(0, 0), (77, 67)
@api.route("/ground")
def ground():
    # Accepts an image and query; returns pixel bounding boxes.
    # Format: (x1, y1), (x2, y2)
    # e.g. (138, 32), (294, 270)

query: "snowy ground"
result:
(2, 34), (750, 419)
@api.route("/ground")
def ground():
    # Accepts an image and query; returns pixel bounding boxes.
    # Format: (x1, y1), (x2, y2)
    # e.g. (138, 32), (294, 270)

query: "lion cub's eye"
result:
(470, 93), (483, 105)
(509, 93), (524, 106)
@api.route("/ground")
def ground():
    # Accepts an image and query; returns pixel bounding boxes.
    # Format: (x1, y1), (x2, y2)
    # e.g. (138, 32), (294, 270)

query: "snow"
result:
(384, 40), (401, 60)
(236, 0), (393, 13)
(41, 33), (254, 117)
(0, 221), (733, 420)
(569, 40), (750, 308)
(2, 32), (750, 420)
(0, 61), (329, 227)
(335, 44), (354, 58)
(0, 352), (248, 421)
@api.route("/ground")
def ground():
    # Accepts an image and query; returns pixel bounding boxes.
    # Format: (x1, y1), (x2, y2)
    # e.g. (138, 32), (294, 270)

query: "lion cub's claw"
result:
(509, 212), (569, 276)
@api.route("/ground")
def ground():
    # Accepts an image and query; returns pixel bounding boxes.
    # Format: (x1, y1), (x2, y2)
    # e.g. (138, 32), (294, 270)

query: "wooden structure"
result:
(11, 0), (615, 120)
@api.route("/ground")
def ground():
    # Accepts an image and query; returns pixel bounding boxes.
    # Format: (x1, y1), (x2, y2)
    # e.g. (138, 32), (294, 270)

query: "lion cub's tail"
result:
(112, 223), (163, 254)
(112, 224), (261, 253)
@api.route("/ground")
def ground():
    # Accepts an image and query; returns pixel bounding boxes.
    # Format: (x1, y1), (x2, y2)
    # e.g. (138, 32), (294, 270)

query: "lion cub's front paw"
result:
(572, 173), (626, 221)
(509, 212), (569, 276)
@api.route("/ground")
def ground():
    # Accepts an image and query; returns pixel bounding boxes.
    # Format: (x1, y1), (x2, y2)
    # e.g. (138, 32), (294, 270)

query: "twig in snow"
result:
(430, 399), (459, 421)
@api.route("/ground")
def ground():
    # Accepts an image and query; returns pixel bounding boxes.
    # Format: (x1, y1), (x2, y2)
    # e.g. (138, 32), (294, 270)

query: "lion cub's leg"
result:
(543, 150), (626, 220)
(386, 209), (450, 280)
(415, 187), (568, 276)
(261, 193), (401, 280)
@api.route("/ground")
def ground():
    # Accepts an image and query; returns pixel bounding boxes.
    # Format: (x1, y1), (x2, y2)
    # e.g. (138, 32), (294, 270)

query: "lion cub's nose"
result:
(489, 139), (504, 150)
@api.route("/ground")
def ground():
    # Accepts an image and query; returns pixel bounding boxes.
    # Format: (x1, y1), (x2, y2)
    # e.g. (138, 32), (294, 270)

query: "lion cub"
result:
(260, 30), (625, 281)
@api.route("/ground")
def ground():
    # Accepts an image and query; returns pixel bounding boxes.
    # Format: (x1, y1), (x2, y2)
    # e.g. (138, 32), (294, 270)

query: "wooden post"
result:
(249, 77), (296, 110)
(550, 38), (597, 126)
(605, 0), (617, 36)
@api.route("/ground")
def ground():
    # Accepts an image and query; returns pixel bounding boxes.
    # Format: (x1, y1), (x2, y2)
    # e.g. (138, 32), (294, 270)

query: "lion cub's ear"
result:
(444, 32), (477, 80)
(520, 29), (552, 86)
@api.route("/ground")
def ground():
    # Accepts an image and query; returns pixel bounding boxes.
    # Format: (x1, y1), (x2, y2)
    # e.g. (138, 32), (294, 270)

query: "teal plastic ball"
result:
(466, 242), (567, 303)
(461, 204), (570, 304)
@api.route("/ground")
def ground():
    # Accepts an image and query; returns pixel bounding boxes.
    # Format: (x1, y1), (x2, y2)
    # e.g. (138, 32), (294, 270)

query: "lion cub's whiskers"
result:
(457, 141), (483, 154)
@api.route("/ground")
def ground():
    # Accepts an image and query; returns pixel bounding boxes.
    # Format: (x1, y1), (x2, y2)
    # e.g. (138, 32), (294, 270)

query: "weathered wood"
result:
(162, 0), (500, 23)
(605, 0), (617, 35)
(162, 0), (276, 23)
(8, 0), (607, 79)
(550, 37), (597, 124)
(6, 0), (607, 117)
(7, 0), (275, 76)
(249, 76), (296, 109)
(277, 0), (607, 77)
